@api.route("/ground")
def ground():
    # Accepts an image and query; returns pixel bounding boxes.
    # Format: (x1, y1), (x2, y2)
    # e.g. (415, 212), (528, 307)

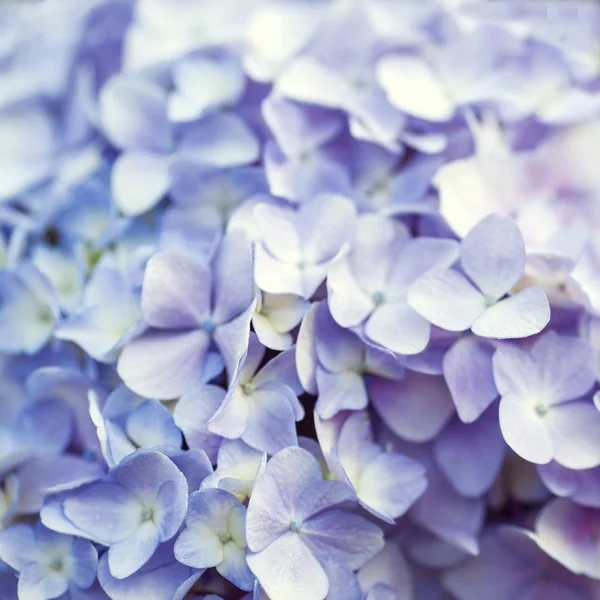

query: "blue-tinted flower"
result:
(175, 488), (254, 591)
(208, 334), (304, 455)
(0, 522), (97, 600)
(493, 331), (600, 467)
(408, 214), (551, 339)
(41, 450), (188, 579)
(118, 229), (255, 399)
(328, 213), (459, 354)
(245, 446), (384, 600)
(254, 195), (357, 299)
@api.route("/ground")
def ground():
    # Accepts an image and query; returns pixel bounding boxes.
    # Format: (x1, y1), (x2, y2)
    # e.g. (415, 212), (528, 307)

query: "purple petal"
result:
(471, 286), (550, 339)
(535, 499), (600, 579)
(247, 532), (328, 600)
(111, 152), (170, 216)
(62, 482), (141, 545)
(460, 214), (526, 301)
(498, 392), (554, 464)
(538, 462), (600, 508)
(301, 509), (384, 570)
(443, 336), (498, 423)
(546, 401), (600, 470)
(212, 229), (255, 325)
(179, 113), (260, 168)
(296, 194), (357, 264)
(315, 368), (368, 420)
(108, 520), (160, 579)
(433, 405), (506, 498)
(118, 330), (211, 399)
(530, 331), (597, 402)
(327, 256), (375, 328)
(99, 75), (171, 152)
(369, 372), (455, 442)
(141, 251), (211, 329)
(174, 385), (224, 463)
(407, 269), (486, 332)
(365, 302), (431, 355)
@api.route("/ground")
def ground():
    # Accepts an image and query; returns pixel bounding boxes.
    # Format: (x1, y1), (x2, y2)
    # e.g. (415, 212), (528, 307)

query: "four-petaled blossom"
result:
(408, 214), (551, 339)
(245, 446), (384, 600)
(175, 488), (254, 591)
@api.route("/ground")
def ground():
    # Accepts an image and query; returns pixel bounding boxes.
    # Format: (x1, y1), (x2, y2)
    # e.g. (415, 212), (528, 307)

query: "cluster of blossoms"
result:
(2, 0), (600, 599)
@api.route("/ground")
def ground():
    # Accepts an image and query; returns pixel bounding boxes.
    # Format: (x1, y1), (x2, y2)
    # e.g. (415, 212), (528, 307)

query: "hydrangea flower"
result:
(408, 214), (551, 339)
(494, 331), (600, 468)
(174, 488), (254, 591)
(245, 446), (384, 600)
(328, 213), (459, 354)
(253, 194), (357, 299)
(118, 229), (255, 399)
(0, 522), (98, 600)
(41, 450), (188, 579)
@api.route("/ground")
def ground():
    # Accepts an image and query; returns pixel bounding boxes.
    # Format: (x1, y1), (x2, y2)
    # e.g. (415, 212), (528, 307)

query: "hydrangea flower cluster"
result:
(1, 0), (600, 599)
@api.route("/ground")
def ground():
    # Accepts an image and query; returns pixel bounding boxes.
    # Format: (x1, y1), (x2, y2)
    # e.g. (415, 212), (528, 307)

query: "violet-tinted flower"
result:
(493, 331), (600, 468)
(253, 195), (357, 299)
(175, 488), (254, 591)
(0, 522), (97, 600)
(316, 410), (427, 522)
(54, 262), (143, 363)
(41, 450), (188, 579)
(98, 384), (182, 467)
(0, 264), (58, 354)
(208, 334), (304, 455)
(328, 213), (459, 355)
(96, 538), (201, 600)
(99, 73), (259, 216)
(118, 229), (255, 399)
(245, 446), (384, 600)
(408, 214), (551, 338)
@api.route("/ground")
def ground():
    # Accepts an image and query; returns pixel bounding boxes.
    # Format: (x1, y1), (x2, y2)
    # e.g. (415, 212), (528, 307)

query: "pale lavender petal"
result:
(297, 194), (357, 265)
(219, 542), (255, 592)
(407, 269), (486, 332)
(315, 368), (367, 420)
(108, 521), (160, 579)
(174, 385), (225, 463)
(246, 532), (328, 600)
(535, 499), (600, 579)
(212, 230), (255, 325)
(327, 256), (375, 328)
(433, 406), (506, 498)
(301, 509), (384, 570)
(141, 251), (211, 329)
(443, 337), (498, 423)
(365, 302), (431, 355)
(546, 401), (600, 470)
(531, 331), (597, 402)
(254, 202), (301, 263)
(460, 214), (526, 301)
(314, 301), (363, 372)
(538, 462), (600, 508)
(117, 330), (211, 399)
(499, 392), (554, 464)
(254, 244), (303, 297)
(369, 372), (455, 442)
(111, 152), (170, 216)
(471, 286), (550, 339)
(296, 302), (318, 395)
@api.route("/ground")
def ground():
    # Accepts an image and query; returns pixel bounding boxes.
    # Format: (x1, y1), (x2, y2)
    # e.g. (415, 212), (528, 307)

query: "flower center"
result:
(534, 403), (548, 417)
(141, 507), (154, 523)
(200, 319), (216, 333)
(289, 520), (303, 533)
(219, 531), (232, 543)
(242, 381), (256, 395)
(372, 291), (385, 305)
(48, 557), (64, 573)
